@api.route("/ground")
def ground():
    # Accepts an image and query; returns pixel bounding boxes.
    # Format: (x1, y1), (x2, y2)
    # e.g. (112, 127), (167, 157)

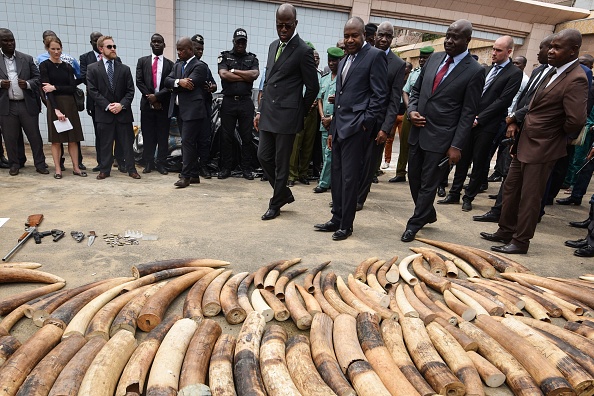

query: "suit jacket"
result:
(86, 59), (135, 124)
(331, 44), (388, 139)
(408, 51), (485, 153)
(476, 62), (522, 133)
(513, 64), (548, 125)
(164, 57), (208, 120)
(80, 51), (122, 114)
(379, 50), (406, 133)
(518, 60), (588, 164)
(0, 50), (41, 116)
(259, 33), (319, 135)
(136, 54), (174, 113)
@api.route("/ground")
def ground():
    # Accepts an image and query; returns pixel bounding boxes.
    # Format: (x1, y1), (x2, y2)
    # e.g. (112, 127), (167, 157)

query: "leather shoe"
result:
(401, 229), (416, 242)
(314, 221), (340, 232)
(332, 228), (353, 241)
(118, 165), (127, 173)
(298, 177), (310, 185)
(200, 167), (212, 179)
(129, 172), (141, 179)
(96, 172), (110, 180)
(389, 175), (406, 183)
(565, 238), (588, 248)
(556, 196), (582, 206)
(36, 167), (49, 174)
(92, 166), (101, 172)
(156, 164), (169, 175)
(0, 161), (9, 169)
(189, 177), (200, 184)
(473, 210), (500, 222)
(356, 203), (363, 211)
(313, 186), (328, 193)
(281, 195), (295, 207)
(79, 163), (87, 170)
(462, 200), (472, 212)
(488, 194), (498, 199)
(218, 169), (231, 179)
(574, 245), (594, 257)
(243, 171), (254, 180)
(437, 186), (446, 197)
(261, 208), (280, 220)
(479, 183), (488, 192)
(487, 174), (502, 182)
(437, 194), (460, 204)
(287, 180), (295, 187)
(569, 219), (590, 229)
(143, 162), (154, 173)
(9, 166), (19, 176)
(491, 243), (528, 254)
(174, 178), (191, 188)
(0, 155), (8, 164)
(480, 232), (511, 244)
(372, 176), (379, 184)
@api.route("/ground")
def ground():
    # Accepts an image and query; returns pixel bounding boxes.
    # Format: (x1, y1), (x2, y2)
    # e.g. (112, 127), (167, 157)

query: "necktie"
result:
(152, 56), (159, 90)
(107, 60), (114, 90)
(432, 56), (453, 93)
(536, 68), (557, 94)
(341, 55), (353, 83)
(181, 60), (187, 76)
(525, 66), (545, 94)
(482, 65), (502, 95)
(275, 42), (286, 61)
(98, 54), (102, 61)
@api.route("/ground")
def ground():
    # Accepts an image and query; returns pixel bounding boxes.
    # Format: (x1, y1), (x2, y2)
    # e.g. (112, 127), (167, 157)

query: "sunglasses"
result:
(276, 23), (295, 30)
(105, 44), (117, 49)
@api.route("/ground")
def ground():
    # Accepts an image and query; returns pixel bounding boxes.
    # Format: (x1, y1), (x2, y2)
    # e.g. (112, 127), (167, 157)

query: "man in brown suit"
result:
(481, 29), (588, 254)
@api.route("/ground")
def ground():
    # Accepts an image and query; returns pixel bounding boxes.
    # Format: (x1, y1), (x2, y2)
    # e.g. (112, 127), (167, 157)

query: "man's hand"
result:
(506, 122), (519, 138)
(0, 80), (10, 89)
(146, 94), (158, 104)
(409, 111), (426, 127)
(446, 146), (461, 165)
(108, 103), (123, 114)
(587, 146), (594, 161)
(178, 78), (194, 90)
(204, 81), (216, 93)
(375, 130), (388, 145)
(327, 134), (332, 150)
(17, 79), (28, 89)
(253, 113), (260, 132)
(321, 116), (332, 130)
(153, 102), (163, 110)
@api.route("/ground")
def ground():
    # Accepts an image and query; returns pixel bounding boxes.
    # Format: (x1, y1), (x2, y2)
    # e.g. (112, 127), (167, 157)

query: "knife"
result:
(88, 231), (96, 246)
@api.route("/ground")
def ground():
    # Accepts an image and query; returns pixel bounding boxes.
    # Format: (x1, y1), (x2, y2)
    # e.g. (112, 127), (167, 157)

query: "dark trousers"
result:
(178, 115), (210, 179)
(407, 143), (449, 232)
(257, 130), (296, 210)
(220, 96), (255, 171)
(497, 157), (556, 248)
(544, 145), (573, 203)
(587, 199), (594, 246)
(358, 134), (384, 205)
(1, 101), (45, 168)
(141, 110), (170, 165)
(97, 121), (136, 174)
(571, 154), (594, 199)
(331, 131), (366, 231)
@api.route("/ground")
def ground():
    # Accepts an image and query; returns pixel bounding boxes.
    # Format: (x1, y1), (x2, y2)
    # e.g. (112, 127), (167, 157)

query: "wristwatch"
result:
(230, 69), (235, 73)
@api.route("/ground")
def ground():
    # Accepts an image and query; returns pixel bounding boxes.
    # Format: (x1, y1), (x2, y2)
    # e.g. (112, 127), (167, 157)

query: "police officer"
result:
(217, 28), (259, 180)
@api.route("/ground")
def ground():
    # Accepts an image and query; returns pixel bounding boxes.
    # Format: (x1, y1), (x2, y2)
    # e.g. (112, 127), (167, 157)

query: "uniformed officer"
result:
(217, 28), (259, 180)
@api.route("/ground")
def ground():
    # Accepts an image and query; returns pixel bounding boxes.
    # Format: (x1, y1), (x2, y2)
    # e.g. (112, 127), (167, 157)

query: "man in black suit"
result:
(165, 37), (210, 188)
(254, 3), (319, 220)
(136, 33), (173, 175)
(314, 17), (388, 240)
(439, 35), (522, 211)
(357, 21), (405, 210)
(401, 20), (485, 242)
(0, 28), (48, 176)
(86, 35), (140, 180)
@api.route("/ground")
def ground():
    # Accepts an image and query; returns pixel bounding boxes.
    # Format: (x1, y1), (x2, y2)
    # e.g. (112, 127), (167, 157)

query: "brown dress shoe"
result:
(129, 172), (141, 179)
(174, 178), (191, 188)
(8, 166), (19, 176)
(96, 172), (110, 180)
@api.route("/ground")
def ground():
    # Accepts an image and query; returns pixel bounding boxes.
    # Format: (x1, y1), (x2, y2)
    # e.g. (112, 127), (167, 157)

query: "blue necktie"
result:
(181, 61), (187, 76)
(106, 60), (114, 90)
(482, 65), (501, 95)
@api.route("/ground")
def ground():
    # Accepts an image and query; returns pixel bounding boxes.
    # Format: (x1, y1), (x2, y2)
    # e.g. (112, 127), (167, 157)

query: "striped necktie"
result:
(275, 42), (286, 61)
(482, 65), (502, 95)
(106, 60), (114, 90)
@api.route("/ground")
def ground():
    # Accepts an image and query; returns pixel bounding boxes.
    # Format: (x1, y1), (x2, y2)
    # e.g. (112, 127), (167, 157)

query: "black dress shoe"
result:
(314, 221), (340, 232)
(491, 243), (528, 254)
(473, 210), (500, 222)
(332, 228), (353, 241)
(92, 166), (101, 172)
(372, 176), (379, 184)
(9, 166), (19, 176)
(569, 219), (590, 229)
(243, 171), (254, 180)
(262, 208), (280, 220)
(389, 175), (406, 183)
(156, 164), (169, 175)
(0, 155), (8, 164)
(118, 165), (127, 173)
(0, 162), (8, 169)
(189, 177), (201, 184)
(281, 195), (295, 207)
(565, 238), (588, 248)
(287, 180), (295, 187)
(556, 196), (582, 206)
(462, 200), (472, 212)
(298, 177), (310, 185)
(487, 174), (502, 182)
(480, 231), (512, 244)
(356, 203), (363, 211)
(200, 167), (212, 179)
(479, 183), (488, 192)
(488, 194), (498, 199)
(143, 162), (154, 173)
(142, 166), (152, 174)
(437, 194), (460, 204)
(36, 167), (49, 174)
(260, 175), (268, 181)
(79, 163), (87, 170)
(437, 186), (446, 197)
(401, 229), (416, 242)
(218, 169), (231, 179)
(574, 245), (594, 257)
(313, 186), (328, 193)
(174, 178), (191, 188)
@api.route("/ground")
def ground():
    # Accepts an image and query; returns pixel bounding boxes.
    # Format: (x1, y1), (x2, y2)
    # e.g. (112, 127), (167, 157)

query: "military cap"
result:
(419, 46), (434, 55)
(305, 41), (316, 50)
(191, 34), (204, 44)
(327, 47), (344, 59)
(233, 28), (247, 41)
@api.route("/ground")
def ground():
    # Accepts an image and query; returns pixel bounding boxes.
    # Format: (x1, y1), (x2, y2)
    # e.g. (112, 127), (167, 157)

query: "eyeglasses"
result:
(105, 44), (117, 49)
(276, 23), (295, 30)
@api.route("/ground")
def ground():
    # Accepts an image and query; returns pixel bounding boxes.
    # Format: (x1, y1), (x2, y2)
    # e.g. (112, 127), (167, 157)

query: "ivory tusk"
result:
(295, 283), (322, 316)
(0, 268), (65, 284)
(220, 272), (249, 325)
(259, 289), (290, 321)
(237, 273), (255, 315)
(347, 275), (398, 321)
(0, 336), (21, 367)
(398, 253), (421, 285)
(263, 258), (301, 291)
(0, 282), (65, 316)
(322, 272), (359, 317)
(209, 334), (237, 396)
(466, 350), (506, 388)
(131, 258), (230, 278)
(285, 334), (336, 396)
(274, 267), (307, 300)
(377, 257), (396, 290)
(259, 325), (301, 396)
(415, 238), (496, 278)
(179, 319), (222, 393)
(303, 261), (331, 293)
(410, 247), (447, 277)
(233, 311), (267, 396)
(353, 257), (379, 283)
(284, 281), (312, 330)
(249, 289), (274, 322)
(110, 282), (166, 337)
(411, 256), (450, 293)
(312, 271), (340, 320)
(201, 270), (233, 317)
(395, 284), (418, 318)
(365, 259), (388, 294)
(183, 268), (226, 320)
(254, 260), (285, 290)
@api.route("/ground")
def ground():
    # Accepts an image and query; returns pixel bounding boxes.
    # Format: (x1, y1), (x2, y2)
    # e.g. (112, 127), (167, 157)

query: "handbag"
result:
(571, 125), (588, 146)
(74, 88), (85, 112)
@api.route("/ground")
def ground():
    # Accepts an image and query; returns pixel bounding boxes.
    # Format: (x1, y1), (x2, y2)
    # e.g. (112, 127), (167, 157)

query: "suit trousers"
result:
(358, 135), (384, 205)
(178, 115), (210, 179)
(396, 114), (411, 177)
(318, 130), (332, 188)
(407, 143), (448, 232)
(1, 101), (46, 168)
(97, 120), (136, 174)
(289, 108), (318, 180)
(258, 130), (295, 210)
(497, 157), (556, 248)
(0, 130), (26, 165)
(544, 145), (573, 204)
(141, 110), (170, 165)
(220, 97), (255, 172)
(331, 132), (366, 231)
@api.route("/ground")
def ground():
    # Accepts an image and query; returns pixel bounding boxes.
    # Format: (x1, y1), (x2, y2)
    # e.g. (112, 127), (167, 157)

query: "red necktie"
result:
(152, 56), (159, 90)
(432, 56), (453, 93)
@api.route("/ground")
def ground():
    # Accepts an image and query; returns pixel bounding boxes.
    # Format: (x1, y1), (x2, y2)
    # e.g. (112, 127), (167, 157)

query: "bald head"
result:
(492, 35), (514, 65)
(450, 19), (473, 39)
(176, 37), (194, 61)
(343, 17), (365, 55)
(377, 21), (394, 33)
(444, 19), (472, 57)
(276, 3), (296, 19)
(376, 21), (394, 51)
(345, 17), (365, 34)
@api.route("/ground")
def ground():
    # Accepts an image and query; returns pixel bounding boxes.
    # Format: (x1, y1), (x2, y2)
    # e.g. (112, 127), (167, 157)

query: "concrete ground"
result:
(1, 144), (593, 395)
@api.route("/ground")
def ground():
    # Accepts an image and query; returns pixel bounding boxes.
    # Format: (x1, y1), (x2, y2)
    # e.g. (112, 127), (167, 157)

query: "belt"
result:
(224, 95), (251, 100)
(9, 99), (24, 102)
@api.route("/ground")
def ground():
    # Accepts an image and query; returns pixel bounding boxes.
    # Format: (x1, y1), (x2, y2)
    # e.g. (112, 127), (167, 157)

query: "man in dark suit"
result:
(254, 3), (319, 220)
(136, 33), (173, 175)
(165, 37), (210, 188)
(86, 35), (139, 180)
(401, 20), (485, 242)
(357, 21), (405, 210)
(482, 29), (588, 254)
(439, 35), (522, 211)
(0, 28), (48, 176)
(314, 17), (388, 240)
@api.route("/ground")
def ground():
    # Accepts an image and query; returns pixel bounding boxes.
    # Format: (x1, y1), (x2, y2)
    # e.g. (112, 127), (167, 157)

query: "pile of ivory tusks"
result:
(1, 242), (594, 396)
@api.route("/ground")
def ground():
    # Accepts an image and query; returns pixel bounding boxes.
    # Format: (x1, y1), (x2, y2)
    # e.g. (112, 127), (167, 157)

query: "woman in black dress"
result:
(39, 36), (86, 178)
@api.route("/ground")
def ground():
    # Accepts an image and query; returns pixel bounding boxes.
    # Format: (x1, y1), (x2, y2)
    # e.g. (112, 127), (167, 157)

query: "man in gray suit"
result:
(254, 3), (319, 220)
(401, 19), (485, 242)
